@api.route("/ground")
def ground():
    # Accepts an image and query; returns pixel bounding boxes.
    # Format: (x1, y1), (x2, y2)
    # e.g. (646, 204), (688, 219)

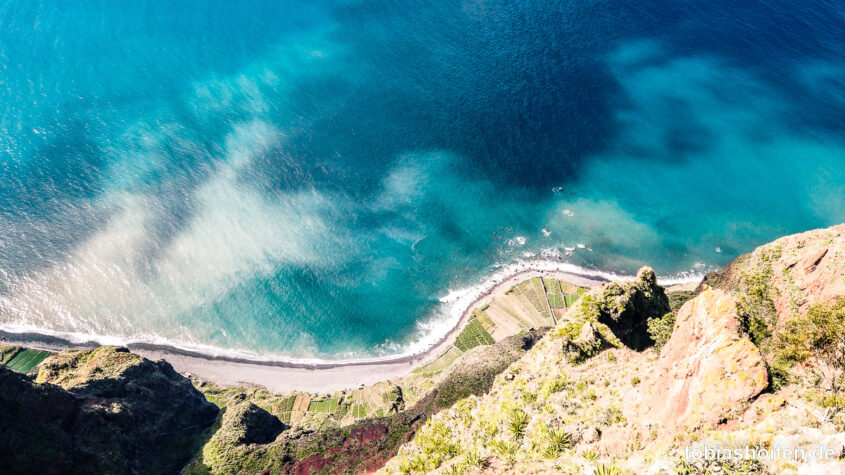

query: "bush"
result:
(667, 290), (695, 312)
(647, 312), (675, 351)
(736, 268), (777, 349)
(776, 298), (845, 411)
(490, 439), (518, 464)
(594, 464), (622, 475)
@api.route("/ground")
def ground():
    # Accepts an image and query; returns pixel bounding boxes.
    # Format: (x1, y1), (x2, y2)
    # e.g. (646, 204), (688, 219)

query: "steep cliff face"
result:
(639, 288), (768, 433)
(184, 330), (548, 475)
(589, 266), (670, 350)
(382, 226), (845, 474)
(0, 346), (218, 475)
(2, 225), (843, 474)
(381, 267), (672, 473)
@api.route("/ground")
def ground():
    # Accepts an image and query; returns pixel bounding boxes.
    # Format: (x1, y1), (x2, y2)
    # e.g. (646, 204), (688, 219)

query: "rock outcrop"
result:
(222, 402), (286, 445)
(0, 346), (218, 475)
(587, 266), (670, 350)
(701, 223), (845, 332)
(639, 288), (768, 432)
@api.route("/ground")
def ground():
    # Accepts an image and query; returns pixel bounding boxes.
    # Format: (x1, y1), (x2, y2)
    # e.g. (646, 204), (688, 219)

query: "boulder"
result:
(638, 288), (768, 432)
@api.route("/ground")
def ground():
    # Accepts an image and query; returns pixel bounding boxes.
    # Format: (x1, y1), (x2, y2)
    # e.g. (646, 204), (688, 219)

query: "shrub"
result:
(442, 462), (467, 475)
(539, 375), (570, 398)
(776, 298), (845, 412)
(464, 450), (485, 468)
(630, 376), (641, 386)
(646, 312), (675, 351)
(581, 448), (598, 461)
(667, 290), (695, 312)
(490, 439), (518, 464)
(736, 269), (777, 349)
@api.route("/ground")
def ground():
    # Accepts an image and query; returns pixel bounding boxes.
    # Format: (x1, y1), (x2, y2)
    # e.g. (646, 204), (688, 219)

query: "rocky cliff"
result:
(0, 346), (218, 475)
(382, 224), (845, 474)
(2, 224), (844, 474)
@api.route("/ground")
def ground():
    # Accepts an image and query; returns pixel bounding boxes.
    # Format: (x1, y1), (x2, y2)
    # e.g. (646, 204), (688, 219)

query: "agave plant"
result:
(507, 408), (529, 440)
(442, 462), (467, 475)
(541, 426), (572, 459)
(464, 450), (486, 468)
(581, 448), (598, 461)
(594, 463), (622, 475)
(490, 439), (518, 464)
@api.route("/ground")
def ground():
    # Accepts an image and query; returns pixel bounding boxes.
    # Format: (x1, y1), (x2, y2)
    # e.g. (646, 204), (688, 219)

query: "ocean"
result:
(1, 0), (843, 360)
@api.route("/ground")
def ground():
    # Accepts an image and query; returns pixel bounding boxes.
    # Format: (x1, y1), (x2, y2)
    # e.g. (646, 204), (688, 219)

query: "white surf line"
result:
(0, 258), (707, 367)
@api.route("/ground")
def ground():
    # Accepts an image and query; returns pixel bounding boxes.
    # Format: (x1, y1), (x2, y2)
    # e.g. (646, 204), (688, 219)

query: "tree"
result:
(776, 298), (845, 413)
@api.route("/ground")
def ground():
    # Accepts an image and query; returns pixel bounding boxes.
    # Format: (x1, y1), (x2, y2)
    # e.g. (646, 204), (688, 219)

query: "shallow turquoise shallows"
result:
(1, 0), (844, 359)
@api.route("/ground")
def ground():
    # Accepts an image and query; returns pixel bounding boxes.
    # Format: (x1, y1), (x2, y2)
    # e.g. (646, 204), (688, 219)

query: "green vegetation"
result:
(401, 422), (461, 471)
(594, 463), (622, 475)
(735, 248), (779, 350)
(454, 317), (495, 352)
(507, 408), (529, 440)
(667, 290), (695, 312)
(646, 312), (676, 351)
(1, 348), (52, 374)
(308, 398), (339, 413)
(475, 311), (496, 333)
(581, 448), (598, 461)
(413, 346), (463, 377)
(351, 404), (369, 418)
(1, 346), (22, 365)
(490, 439), (518, 464)
(540, 426), (571, 459)
(543, 278), (580, 309)
(776, 298), (845, 412)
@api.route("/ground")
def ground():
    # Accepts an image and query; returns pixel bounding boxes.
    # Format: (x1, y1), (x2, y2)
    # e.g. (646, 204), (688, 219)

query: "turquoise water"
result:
(1, 0), (843, 359)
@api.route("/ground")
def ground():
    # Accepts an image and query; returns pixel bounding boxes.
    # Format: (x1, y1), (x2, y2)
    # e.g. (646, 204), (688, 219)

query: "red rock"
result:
(638, 288), (768, 432)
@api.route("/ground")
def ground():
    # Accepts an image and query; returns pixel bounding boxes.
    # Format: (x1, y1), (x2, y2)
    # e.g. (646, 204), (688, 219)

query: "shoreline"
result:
(0, 265), (694, 392)
(0, 268), (609, 392)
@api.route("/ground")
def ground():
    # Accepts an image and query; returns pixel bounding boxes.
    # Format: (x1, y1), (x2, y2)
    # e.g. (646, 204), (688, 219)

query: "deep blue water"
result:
(1, 0), (844, 359)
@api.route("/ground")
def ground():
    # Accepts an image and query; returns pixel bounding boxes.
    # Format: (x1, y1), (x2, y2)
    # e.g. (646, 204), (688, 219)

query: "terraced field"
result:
(308, 398), (340, 413)
(0, 347), (52, 375)
(412, 346), (463, 378)
(454, 318), (494, 352)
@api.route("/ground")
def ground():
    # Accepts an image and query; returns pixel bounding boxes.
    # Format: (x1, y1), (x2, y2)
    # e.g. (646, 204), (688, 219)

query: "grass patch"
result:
(548, 293), (565, 308)
(307, 398), (339, 413)
(475, 311), (496, 333)
(15, 351), (51, 374)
